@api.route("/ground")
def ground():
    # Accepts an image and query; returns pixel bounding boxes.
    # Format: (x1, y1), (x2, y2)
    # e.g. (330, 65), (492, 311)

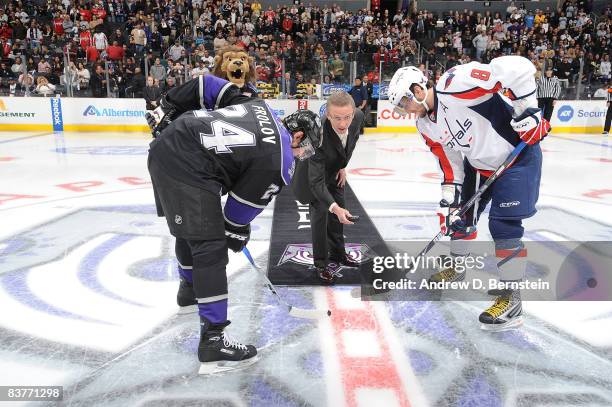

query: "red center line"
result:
(326, 289), (411, 407)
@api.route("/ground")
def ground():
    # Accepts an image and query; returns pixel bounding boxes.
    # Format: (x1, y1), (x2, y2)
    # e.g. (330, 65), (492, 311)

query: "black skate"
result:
(198, 319), (259, 375)
(479, 290), (523, 331)
(177, 278), (197, 314)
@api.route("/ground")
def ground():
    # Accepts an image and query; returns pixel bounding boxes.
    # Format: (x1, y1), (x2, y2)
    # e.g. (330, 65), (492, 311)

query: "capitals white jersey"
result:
(416, 56), (537, 186)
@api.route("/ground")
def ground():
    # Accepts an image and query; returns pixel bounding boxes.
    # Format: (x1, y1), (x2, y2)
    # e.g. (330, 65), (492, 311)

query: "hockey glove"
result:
(437, 201), (463, 236)
(437, 184), (462, 236)
(510, 107), (551, 145)
(146, 97), (177, 138)
(224, 221), (251, 253)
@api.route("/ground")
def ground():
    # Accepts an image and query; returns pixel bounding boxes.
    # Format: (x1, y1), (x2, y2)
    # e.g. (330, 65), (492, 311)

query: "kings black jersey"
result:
(148, 74), (295, 227)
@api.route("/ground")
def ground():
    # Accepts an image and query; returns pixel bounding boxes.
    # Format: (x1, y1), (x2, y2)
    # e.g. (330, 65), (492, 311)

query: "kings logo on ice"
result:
(278, 243), (371, 266)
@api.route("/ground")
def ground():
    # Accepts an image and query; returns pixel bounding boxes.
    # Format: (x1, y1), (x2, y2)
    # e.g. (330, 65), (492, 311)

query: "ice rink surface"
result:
(1, 130), (611, 406)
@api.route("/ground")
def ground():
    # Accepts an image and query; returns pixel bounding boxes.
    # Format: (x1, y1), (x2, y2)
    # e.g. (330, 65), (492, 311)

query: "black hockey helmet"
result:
(282, 109), (323, 160)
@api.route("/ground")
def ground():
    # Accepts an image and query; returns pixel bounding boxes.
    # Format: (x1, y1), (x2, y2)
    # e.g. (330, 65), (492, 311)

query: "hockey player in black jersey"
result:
(147, 73), (322, 374)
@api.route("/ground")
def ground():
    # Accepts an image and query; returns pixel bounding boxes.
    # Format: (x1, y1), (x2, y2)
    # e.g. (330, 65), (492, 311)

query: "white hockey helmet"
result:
(388, 66), (429, 114)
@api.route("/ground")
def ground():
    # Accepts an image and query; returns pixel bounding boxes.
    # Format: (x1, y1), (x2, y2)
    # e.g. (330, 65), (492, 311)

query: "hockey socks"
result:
(176, 264), (197, 312)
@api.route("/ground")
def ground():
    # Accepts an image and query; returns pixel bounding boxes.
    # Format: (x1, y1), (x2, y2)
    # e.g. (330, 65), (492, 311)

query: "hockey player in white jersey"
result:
(389, 56), (551, 331)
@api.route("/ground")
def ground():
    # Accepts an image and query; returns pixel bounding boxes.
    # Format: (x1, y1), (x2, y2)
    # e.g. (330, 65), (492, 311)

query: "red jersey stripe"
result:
(422, 133), (455, 183)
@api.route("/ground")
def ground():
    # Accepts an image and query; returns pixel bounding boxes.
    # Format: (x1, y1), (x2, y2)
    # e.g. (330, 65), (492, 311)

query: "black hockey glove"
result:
(146, 97), (178, 138)
(224, 221), (251, 252)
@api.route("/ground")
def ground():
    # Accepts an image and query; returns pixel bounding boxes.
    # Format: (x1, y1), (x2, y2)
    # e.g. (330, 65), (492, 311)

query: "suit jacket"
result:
(292, 109), (363, 206)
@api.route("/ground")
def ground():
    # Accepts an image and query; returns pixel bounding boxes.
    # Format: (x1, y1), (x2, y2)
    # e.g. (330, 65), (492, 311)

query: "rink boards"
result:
(0, 97), (607, 134)
(0, 131), (611, 405)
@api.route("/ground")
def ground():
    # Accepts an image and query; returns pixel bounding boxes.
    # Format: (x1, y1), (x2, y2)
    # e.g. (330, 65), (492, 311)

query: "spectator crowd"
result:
(0, 0), (608, 103)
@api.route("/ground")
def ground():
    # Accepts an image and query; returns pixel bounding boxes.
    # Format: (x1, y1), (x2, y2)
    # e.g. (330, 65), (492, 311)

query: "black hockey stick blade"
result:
(242, 247), (331, 320)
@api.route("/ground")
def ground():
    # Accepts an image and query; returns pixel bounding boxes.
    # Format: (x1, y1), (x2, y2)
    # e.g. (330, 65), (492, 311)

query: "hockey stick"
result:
(406, 141), (528, 274)
(242, 247), (331, 319)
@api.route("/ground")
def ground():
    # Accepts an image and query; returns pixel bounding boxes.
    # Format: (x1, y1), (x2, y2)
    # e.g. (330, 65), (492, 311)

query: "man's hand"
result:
(224, 221), (251, 252)
(331, 204), (354, 225)
(511, 107), (551, 145)
(336, 168), (346, 188)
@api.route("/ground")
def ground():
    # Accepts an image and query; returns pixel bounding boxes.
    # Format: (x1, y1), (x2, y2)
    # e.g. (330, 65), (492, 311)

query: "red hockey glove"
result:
(511, 108), (551, 145)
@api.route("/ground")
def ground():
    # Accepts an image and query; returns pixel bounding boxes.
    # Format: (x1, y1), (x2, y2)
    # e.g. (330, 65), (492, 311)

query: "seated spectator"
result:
(283, 71), (297, 98)
(201, 49), (215, 67)
(191, 60), (208, 78)
(17, 71), (34, 92)
(143, 75), (162, 110)
(213, 31), (228, 52)
(555, 56), (573, 81)
(0, 61), (12, 84)
(601, 54), (611, 83)
(168, 40), (185, 62)
(35, 76), (56, 96)
(11, 57), (25, 76)
(109, 28), (125, 46)
(8, 78), (17, 96)
(150, 58), (166, 82)
(329, 53), (344, 82)
(123, 57), (137, 82)
(62, 61), (79, 90)
(90, 64), (107, 97)
(170, 61), (185, 82)
(77, 62), (90, 90)
(127, 67), (145, 97)
(163, 75), (177, 93)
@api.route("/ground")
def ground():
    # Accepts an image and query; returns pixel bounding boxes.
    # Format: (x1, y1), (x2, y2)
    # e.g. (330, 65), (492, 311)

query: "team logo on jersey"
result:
(443, 68), (456, 90)
(261, 184), (280, 200)
(175, 215), (182, 224)
(443, 117), (472, 148)
(277, 243), (372, 266)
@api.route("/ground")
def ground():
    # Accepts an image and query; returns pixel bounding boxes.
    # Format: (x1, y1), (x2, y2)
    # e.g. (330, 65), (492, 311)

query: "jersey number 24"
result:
(199, 105), (256, 154)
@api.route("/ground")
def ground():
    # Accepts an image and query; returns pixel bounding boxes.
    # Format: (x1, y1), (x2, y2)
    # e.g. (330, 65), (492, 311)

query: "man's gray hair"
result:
(327, 90), (356, 109)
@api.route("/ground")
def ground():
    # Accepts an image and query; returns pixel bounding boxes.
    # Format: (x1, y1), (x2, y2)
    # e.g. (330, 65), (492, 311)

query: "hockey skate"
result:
(479, 290), (523, 331)
(176, 278), (197, 314)
(427, 256), (466, 284)
(198, 319), (259, 375)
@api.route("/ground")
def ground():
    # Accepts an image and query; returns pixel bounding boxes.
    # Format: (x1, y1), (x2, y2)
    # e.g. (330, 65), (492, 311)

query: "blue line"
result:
(554, 136), (612, 149)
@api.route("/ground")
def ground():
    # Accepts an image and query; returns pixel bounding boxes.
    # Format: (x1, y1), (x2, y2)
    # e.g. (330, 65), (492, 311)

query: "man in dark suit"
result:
(292, 91), (364, 283)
